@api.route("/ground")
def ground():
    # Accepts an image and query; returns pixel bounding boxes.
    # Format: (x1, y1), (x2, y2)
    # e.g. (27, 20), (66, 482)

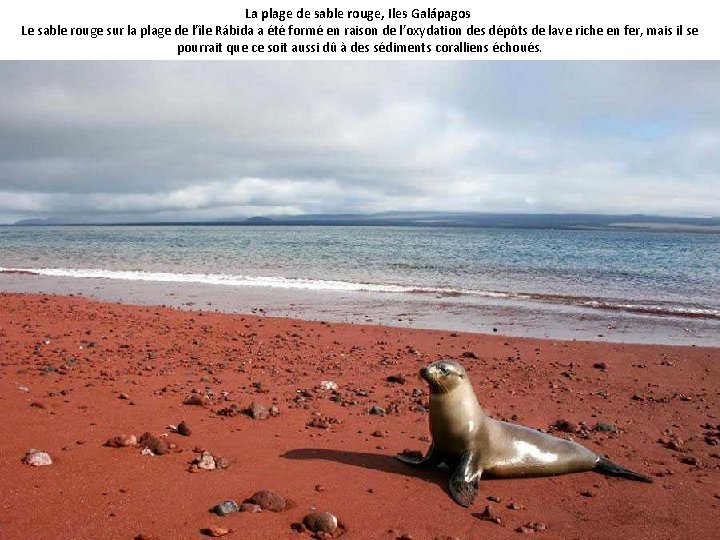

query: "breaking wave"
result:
(1, 266), (718, 320)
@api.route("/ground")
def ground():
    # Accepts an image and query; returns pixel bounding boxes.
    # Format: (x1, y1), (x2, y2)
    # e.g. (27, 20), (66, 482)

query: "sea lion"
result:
(396, 360), (652, 507)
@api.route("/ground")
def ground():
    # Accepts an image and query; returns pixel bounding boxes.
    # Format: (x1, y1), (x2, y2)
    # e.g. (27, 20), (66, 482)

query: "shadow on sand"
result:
(282, 447), (448, 489)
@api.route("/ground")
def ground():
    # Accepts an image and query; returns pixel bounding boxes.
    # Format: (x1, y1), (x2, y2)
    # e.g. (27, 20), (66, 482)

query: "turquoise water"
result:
(1, 225), (718, 319)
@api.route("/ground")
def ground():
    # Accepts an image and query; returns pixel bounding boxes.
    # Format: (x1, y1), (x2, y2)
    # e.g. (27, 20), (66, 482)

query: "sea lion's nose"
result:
(420, 367), (429, 379)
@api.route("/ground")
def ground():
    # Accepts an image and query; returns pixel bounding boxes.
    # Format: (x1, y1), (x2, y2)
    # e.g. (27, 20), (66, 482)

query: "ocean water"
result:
(1, 225), (719, 322)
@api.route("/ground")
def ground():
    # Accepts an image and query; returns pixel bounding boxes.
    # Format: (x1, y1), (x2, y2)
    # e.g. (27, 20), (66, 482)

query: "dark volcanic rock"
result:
(248, 402), (269, 420)
(369, 405), (386, 416)
(248, 490), (289, 512)
(216, 404), (243, 417)
(138, 432), (169, 455)
(177, 421), (192, 436)
(593, 422), (618, 433)
(303, 511), (338, 534)
(552, 419), (577, 433)
(184, 394), (211, 407)
(211, 500), (239, 516)
(477, 505), (501, 524)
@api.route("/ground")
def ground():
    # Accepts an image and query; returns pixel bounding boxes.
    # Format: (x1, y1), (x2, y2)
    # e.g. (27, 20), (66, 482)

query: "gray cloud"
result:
(0, 61), (718, 223)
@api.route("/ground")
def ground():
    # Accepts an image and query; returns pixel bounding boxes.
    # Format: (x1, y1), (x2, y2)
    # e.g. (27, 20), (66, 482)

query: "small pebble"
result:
(248, 402), (270, 420)
(23, 449), (52, 466)
(105, 434), (138, 448)
(593, 423), (618, 433)
(184, 394), (210, 407)
(369, 405), (386, 416)
(211, 500), (239, 516)
(196, 451), (217, 470)
(177, 421), (191, 436)
(248, 490), (288, 512)
(477, 505), (501, 524)
(516, 522), (547, 534)
(552, 419), (577, 433)
(239, 503), (262, 513)
(138, 432), (169, 455)
(303, 512), (338, 534)
(681, 455), (702, 466)
(202, 525), (232, 537)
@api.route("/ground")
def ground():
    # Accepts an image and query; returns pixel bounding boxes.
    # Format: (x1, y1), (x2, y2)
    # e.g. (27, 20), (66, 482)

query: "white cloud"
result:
(0, 61), (718, 222)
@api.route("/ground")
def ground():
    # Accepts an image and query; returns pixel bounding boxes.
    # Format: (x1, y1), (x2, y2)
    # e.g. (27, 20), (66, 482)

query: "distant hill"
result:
(10, 212), (720, 231)
(212, 212), (720, 231)
(13, 217), (73, 226)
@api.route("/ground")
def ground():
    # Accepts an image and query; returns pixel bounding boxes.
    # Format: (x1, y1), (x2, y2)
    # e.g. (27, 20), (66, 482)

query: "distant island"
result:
(10, 212), (720, 232)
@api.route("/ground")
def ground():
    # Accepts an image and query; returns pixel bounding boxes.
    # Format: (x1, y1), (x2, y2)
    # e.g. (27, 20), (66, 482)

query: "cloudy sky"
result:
(0, 61), (718, 223)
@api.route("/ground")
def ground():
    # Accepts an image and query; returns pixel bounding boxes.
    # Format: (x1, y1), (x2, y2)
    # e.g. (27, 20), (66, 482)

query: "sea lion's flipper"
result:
(594, 457), (653, 483)
(395, 445), (442, 469)
(449, 451), (482, 507)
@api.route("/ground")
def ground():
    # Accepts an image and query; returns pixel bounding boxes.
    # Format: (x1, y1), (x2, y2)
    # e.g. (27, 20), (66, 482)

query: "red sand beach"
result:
(0, 292), (718, 539)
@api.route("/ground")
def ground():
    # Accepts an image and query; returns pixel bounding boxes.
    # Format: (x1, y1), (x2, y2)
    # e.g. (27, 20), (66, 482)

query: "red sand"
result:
(0, 292), (718, 539)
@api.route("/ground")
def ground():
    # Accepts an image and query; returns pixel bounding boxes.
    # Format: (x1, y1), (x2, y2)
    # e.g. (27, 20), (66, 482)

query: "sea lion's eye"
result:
(439, 365), (450, 376)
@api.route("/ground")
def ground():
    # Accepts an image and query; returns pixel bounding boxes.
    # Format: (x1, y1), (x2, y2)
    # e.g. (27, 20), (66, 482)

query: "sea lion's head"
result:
(420, 360), (468, 393)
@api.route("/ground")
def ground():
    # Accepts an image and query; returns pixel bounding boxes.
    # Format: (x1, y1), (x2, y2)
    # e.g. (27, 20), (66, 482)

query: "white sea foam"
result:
(2, 266), (718, 318)
(0, 266), (470, 295)
(583, 300), (720, 318)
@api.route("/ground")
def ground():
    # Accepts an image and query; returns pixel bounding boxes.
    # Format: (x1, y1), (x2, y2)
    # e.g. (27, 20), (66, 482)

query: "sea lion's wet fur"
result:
(397, 360), (652, 507)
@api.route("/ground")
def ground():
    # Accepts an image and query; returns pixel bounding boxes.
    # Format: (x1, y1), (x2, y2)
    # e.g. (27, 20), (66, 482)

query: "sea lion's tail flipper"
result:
(595, 457), (653, 483)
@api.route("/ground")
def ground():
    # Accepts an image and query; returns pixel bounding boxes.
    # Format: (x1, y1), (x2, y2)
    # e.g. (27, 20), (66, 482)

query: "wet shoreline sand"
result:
(1, 273), (719, 347)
